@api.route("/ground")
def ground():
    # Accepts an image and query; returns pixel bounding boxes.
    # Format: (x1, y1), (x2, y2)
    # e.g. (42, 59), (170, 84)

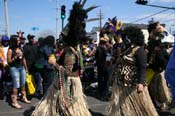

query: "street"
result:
(1, 87), (175, 116)
(0, 89), (109, 116)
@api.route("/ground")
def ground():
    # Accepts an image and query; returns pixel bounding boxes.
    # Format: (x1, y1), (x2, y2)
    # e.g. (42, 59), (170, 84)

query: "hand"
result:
(16, 49), (22, 59)
(136, 83), (144, 93)
(26, 71), (29, 74)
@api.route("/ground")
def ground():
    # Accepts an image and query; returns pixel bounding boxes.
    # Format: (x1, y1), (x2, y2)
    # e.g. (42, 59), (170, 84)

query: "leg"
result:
(35, 72), (43, 95)
(10, 67), (22, 109)
(11, 88), (22, 109)
(20, 66), (30, 104)
(0, 68), (4, 100)
(41, 69), (54, 95)
(21, 86), (30, 103)
(97, 67), (105, 96)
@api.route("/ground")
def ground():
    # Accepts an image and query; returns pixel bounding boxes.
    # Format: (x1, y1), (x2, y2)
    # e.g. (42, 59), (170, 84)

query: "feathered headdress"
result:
(61, 0), (97, 47)
(102, 16), (123, 44)
(103, 16), (122, 35)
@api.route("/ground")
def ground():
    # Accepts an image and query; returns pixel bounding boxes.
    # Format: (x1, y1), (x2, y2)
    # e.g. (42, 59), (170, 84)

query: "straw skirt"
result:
(31, 76), (90, 116)
(149, 71), (172, 110)
(108, 79), (158, 116)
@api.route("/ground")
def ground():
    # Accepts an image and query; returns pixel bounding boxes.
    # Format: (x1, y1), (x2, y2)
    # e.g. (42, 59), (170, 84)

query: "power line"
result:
(130, 8), (170, 23)
(158, 13), (174, 22)
(162, 18), (175, 23)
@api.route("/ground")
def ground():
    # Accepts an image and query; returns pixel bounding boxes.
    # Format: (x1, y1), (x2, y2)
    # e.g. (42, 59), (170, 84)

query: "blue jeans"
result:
(40, 69), (54, 94)
(10, 66), (26, 88)
(35, 72), (43, 94)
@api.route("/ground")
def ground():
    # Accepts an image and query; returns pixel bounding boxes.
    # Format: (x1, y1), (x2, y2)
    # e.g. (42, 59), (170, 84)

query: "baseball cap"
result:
(1, 35), (9, 41)
(27, 34), (35, 40)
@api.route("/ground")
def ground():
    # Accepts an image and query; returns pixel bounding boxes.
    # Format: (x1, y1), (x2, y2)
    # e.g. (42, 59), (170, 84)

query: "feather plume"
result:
(61, 0), (97, 47)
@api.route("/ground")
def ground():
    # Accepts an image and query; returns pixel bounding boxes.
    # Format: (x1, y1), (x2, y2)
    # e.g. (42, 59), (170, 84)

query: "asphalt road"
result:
(0, 87), (175, 116)
(0, 89), (108, 116)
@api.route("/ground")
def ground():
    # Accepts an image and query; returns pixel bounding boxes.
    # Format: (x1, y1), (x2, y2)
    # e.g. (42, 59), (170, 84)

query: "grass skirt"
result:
(149, 71), (172, 109)
(31, 76), (90, 116)
(108, 80), (158, 116)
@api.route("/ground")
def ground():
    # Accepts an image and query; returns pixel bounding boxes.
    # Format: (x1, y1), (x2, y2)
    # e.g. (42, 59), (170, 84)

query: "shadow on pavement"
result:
(23, 106), (35, 116)
(90, 109), (105, 116)
(157, 108), (175, 116)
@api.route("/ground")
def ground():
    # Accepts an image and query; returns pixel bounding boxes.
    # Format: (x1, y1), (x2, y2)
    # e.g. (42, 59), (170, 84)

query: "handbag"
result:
(26, 73), (36, 95)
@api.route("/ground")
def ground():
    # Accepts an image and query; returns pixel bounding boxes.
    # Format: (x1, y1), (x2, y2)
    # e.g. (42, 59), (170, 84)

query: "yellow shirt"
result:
(0, 46), (6, 67)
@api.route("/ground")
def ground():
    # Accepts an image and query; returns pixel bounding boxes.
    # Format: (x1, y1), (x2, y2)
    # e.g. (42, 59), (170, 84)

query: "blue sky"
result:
(0, 0), (175, 38)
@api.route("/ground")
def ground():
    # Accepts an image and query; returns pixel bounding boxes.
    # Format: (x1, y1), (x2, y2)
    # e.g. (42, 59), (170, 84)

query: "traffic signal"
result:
(136, 0), (148, 5)
(61, 5), (66, 19)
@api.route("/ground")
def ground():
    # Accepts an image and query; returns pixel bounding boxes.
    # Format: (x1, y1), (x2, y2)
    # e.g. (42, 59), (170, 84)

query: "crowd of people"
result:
(0, 21), (174, 114)
(0, 0), (175, 116)
(0, 32), (58, 109)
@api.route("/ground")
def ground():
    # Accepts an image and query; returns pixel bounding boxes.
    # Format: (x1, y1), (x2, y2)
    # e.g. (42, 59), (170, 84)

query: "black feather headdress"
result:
(61, 0), (97, 47)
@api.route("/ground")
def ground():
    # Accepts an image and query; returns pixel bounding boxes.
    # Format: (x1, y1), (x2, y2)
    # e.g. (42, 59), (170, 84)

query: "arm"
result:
(135, 47), (147, 93)
(7, 49), (17, 64)
(23, 57), (29, 73)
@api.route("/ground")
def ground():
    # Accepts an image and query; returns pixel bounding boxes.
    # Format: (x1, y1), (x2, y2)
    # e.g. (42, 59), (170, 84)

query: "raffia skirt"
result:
(31, 76), (91, 116)
(107, 80), (158, 116)
(149, 71), (172, 109)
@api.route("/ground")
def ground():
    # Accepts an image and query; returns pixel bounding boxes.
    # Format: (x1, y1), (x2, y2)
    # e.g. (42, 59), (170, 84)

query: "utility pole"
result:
(4, 0), (10, 37)
(56, 0), (59, 39)
(97, 9), (104, 30)
(148, 18), (154, 24)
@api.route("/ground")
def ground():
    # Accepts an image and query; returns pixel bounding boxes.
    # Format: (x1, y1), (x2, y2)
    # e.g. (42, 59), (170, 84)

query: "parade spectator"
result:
(23, 34), (40, 97)
(88, 39), (96, 50)
(36, 35), (55, 95)
(0, 35), (10, 99)
(7, 35), (30, 109)
(95, 30), (111, 101)
(23, 34), (37, 73)
(20, 37), (26, 48)
(33, 37), (45, 97)
(1, 35), (10, 66)
(81, 39), (96, 88)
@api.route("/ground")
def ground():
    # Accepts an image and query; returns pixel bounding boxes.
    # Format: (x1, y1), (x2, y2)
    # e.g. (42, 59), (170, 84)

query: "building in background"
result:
(88, 23), (174, 45)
